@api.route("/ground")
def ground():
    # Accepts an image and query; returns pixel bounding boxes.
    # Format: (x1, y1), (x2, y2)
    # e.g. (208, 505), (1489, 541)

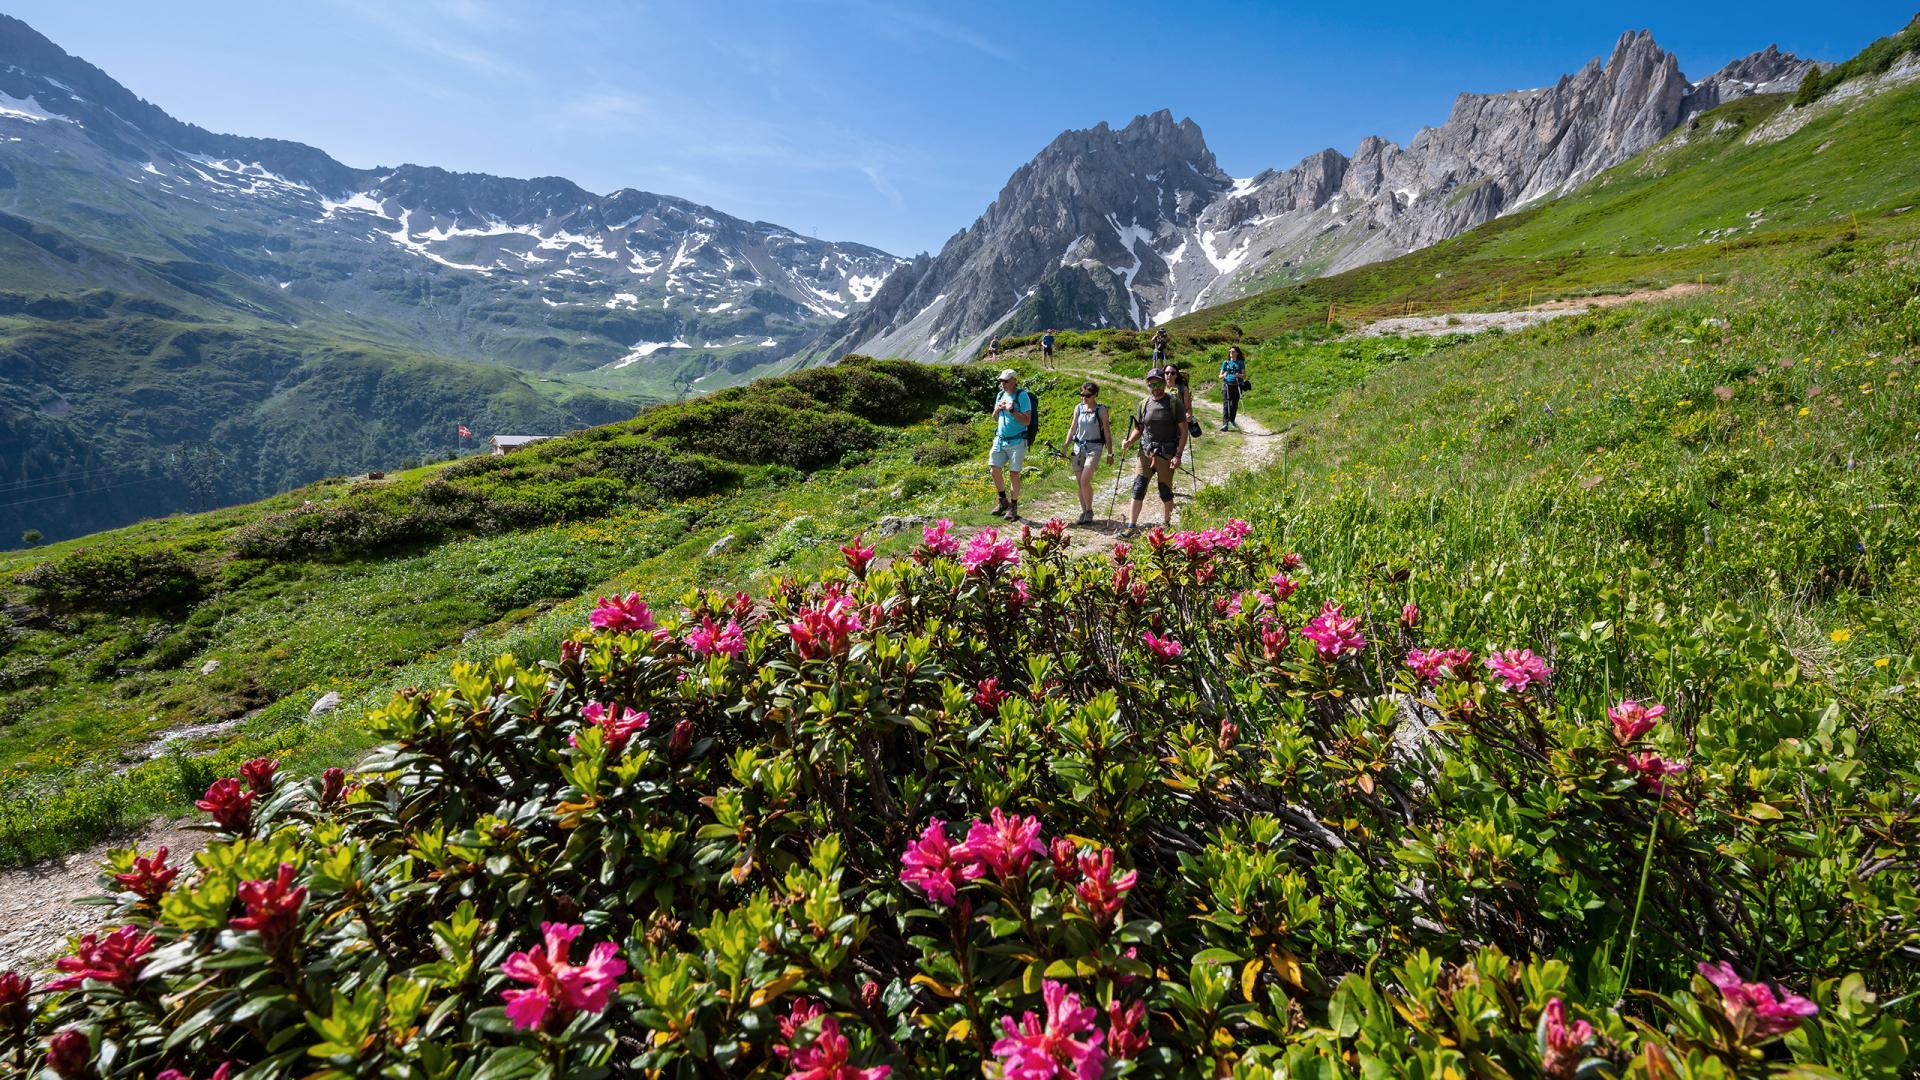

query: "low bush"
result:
(18, 521), (1913, 1078)
(15, 545), (203, 612)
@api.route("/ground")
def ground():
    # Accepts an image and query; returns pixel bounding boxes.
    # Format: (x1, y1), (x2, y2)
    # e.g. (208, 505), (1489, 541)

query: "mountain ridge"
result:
(816, 30), (1819, 362)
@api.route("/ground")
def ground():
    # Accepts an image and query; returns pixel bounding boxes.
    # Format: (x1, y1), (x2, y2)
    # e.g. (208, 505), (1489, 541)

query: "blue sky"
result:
(4, 1), (1908, 254)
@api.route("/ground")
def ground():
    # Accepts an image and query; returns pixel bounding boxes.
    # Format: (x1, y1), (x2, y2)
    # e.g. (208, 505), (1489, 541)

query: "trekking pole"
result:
(1105, 463), (1121, 522)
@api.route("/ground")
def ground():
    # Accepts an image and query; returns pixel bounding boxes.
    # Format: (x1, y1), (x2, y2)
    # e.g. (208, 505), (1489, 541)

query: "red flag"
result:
(458, 425), (472, 438)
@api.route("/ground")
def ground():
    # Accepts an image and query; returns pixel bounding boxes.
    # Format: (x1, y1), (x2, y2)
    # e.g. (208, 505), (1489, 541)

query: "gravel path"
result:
(1021, 365), (1284, 557)
(0, 821), (205, 975)
(1351, 282), (1710, 339)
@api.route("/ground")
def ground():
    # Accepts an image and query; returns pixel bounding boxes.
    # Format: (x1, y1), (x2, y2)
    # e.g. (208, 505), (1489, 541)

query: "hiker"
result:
(1163, 361), (1198, 436)
(1041, 329), (1056, 365)
(1062, 380), (1114, 525)
(1151, 327), (1169, 363)
(988, 367), (1034, 521)
(988, 337), (1000, 359)
(1219, 344), (1248, 431)
(1119, 367), (1188, 535)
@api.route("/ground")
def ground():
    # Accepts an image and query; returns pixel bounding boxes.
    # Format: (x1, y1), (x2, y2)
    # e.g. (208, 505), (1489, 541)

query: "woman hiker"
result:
(1219, 344), (1248, 431)
(1063, 380), (1114, 525)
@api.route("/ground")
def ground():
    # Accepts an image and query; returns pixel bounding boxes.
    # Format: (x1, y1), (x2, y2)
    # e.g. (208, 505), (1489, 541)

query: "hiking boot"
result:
(1002, 501), (1020, 521)
(993, 492), (1009, 515)
(1219, 422), (1230, 432)
(1118, 525), (1140, 539)
(1076, 510), (1095, 525)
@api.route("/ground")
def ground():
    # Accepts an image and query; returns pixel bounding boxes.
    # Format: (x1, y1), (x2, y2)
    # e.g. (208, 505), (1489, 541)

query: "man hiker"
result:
(1063, 380), (1114, 525)
(988, 337), (1000, 359)
(988, 368), (1034, 521)
(1151, 327), (1169, 363)
(1119, 367), (1189, 536)
(1041, 329), (1056, 365)
(1219, 344), (1248, 431)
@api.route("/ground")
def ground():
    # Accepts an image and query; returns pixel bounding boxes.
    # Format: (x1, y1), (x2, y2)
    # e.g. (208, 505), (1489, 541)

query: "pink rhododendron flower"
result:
(232, 862), (307, 948)
(1626, 752), (1687, 794)
(1111, 543), (1130, 564)
(1141, 630), (1183, 659)
(973, 678), (1009, 714)
(1268, 573), (1299, 602)
(1170, 530), (1214, 559)
(899, 820), (966, 906)
(572, 702), (649, 753)
(787, 593), (864, 660)
(921, 519), (962, 558)
(1400, 602), (1419, 628)
(685, 616), (746, 659)
(46, 1029), (89, 1080)
(1049, 838), (1082, 884)
(1010, 577), (1033, 608)
(1485, 649), (1552, 694)
(1260, 625), (1290, 661)
(320, 767), (348, 808)
(776, 998), (826, 1058)
(1074, 848), (1138, 927)
(113, 846), (179, 903)
(48, 926), (155, 991)
(992, 980), (1107, 1079)
(1039, 518), (1068, 544)
(239, 756), (279, 795)
(195, 777), (255, 833)
(0, 970), (30, 1030)
(1143, 526), (1168, 550)
(840, 535), (876, 578)
(1607, 699), (1665, 743)
(500, 922), (627, 1032)
(787, 1014), (891, 1080)
(1407, 647), (1475, 686)
(590, 592), (658, 634)
(1698, 961), (1818, 1038)
(961, 528), (1020, 575)
(1279, 551), (1303, 570)
(1541, 998), (1594, 1077)
(1302, 601), (1366, 661)
(959, 808), (1046, 883)
(669, 718), (695, 758)
(1107, 999), (1150, 1060)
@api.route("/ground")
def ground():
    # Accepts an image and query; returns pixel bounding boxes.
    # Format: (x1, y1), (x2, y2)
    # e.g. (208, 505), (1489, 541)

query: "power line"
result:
(0, 475), (169, 510)
(0, 467), (131, 496)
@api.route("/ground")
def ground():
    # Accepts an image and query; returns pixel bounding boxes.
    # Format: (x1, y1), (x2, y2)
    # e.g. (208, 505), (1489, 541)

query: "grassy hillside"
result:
(1177, 74), (1920, 337)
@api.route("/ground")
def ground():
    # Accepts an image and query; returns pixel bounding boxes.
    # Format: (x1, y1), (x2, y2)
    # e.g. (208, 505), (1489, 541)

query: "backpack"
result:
(1021, 389), (1041, 444)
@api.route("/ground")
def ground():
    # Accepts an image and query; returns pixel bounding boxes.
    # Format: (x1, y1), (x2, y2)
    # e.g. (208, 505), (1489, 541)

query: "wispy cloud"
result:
(841, 0), (1013, 62)
(322, 0), (535, 83)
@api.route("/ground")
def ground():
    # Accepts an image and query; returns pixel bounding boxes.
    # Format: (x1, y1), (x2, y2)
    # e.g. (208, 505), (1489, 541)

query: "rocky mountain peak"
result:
(820, 28), (1821, 361)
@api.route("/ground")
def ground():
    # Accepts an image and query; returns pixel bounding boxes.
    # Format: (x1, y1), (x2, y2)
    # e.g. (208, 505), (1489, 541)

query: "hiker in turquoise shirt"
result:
(1219, 344), (1248, 431)
(989, 368), (1033, 521)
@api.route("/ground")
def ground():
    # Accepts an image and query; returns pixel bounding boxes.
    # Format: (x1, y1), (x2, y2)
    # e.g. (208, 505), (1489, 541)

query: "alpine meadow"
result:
(0, 9), (1917, 1080)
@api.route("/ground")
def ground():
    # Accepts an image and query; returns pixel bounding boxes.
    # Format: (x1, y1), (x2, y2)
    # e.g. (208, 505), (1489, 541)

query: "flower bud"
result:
(47, 1029), (90, 1079)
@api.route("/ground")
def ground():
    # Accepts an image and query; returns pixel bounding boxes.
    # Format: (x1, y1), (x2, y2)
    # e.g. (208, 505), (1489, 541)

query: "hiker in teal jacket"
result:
(989, 368), (1034, 520)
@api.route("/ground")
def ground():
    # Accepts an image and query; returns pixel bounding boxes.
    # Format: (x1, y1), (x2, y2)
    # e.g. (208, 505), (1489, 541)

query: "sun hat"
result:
(999, 368), (1018, 381)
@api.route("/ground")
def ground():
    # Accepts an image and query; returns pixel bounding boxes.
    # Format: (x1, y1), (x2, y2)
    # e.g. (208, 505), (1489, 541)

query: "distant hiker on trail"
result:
(988, 337), (1001, 358)
(1151, 327), (1169, 363)
(988, 367), (1035, 521)
(1119, 367), (1188, 536)
(1041, 329), (1056, 365)
(1063, 380), (1114, 525)
(1219, 344), (1248, 431)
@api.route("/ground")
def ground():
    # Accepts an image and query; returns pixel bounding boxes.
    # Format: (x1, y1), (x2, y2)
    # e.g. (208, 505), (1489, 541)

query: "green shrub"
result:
(24, 523), (1914, 1078)
(16, 545), (203, 611)
(474, 555), (592, 610)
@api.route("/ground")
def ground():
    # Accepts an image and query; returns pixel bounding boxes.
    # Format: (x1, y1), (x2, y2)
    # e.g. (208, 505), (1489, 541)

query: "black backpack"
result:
(1021, 389), (1041, 444)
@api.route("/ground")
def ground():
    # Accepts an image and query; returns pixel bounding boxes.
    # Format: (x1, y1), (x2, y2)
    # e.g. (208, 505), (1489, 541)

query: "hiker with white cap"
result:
(988, 367), (1035, 521)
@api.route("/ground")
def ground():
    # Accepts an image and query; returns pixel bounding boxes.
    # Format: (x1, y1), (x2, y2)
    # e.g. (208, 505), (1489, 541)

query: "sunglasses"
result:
(1080, 390), (1097, 397)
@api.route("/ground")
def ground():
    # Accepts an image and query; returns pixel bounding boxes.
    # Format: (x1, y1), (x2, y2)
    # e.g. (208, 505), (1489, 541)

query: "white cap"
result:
(999, 368), (1018, 381)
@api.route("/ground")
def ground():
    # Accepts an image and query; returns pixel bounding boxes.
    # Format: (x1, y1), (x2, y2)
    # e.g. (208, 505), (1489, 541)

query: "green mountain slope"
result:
(0, 213), (650, 545)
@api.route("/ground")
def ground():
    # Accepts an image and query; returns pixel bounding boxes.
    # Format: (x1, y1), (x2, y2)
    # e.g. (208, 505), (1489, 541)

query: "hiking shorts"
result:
(1135, 446), (1177, 496)
(989, 439), (1029, 471)
(1069, 442), (1105, 472)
